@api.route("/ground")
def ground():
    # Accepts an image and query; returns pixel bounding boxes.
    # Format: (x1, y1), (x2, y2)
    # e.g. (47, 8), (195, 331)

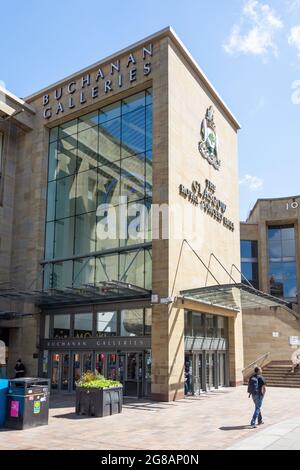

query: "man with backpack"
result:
(247, 366), (266, 429)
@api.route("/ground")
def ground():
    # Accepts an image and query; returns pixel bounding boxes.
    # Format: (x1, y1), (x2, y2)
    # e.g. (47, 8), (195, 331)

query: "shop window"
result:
(206, 315), (216, 338)
(192, 313), (204, 337)
(96, 311), (117, 337)
(74, 313), (93, 338)
(53, 314), (71, 339)
(120, 309), (143, 336)
(217, 316), (227, 339)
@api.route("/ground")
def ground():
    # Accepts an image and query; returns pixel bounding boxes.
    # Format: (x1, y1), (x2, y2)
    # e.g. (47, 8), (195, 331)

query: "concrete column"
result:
(228, 311), (244, 386)
(151, 304), (185, 401)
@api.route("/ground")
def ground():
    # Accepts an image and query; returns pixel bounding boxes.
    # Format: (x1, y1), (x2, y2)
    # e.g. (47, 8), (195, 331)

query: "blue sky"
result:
(1, 0), (300, 220)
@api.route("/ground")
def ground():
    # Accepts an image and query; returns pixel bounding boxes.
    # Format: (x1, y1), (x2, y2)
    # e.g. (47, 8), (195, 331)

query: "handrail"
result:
(242, 352), (270, 375)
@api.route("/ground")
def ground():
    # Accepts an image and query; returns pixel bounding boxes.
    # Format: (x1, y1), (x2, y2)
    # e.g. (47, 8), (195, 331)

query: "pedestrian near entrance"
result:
(14, 358), (26, 378)
(247, 366), (266, 429)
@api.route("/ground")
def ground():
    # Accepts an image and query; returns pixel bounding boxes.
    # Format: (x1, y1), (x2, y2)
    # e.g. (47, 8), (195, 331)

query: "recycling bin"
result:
(5, 378), (50, 430)
(0, 379), (8, 427)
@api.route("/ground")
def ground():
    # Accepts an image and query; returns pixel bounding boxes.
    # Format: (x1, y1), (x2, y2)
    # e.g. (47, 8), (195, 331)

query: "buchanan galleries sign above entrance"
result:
(179, 179), (235, 231)
(42, 44), (153, 119)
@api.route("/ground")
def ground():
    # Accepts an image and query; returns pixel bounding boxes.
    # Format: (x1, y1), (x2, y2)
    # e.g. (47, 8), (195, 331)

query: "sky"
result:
(1, 0), (300, 221)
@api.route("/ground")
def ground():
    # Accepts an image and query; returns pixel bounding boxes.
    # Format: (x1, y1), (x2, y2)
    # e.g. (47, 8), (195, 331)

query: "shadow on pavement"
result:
(220, 425), (252, 431)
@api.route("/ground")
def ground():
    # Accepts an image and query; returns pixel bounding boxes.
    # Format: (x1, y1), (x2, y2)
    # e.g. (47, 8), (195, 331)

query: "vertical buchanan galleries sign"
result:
(42, 44), (153, 119)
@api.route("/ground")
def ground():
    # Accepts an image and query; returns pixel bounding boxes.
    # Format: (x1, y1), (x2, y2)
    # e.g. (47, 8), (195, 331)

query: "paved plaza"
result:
(0, 386), (300, 450)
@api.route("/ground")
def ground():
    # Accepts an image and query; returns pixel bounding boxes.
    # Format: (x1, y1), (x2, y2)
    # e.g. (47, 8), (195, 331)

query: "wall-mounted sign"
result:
(289, 336), (300, 346)
(199, 106), (221, 171)
(42, 336), (151, 350)
(286, 200), (299, 211)
(179, 179), (234, 231)
(42, 44), (153, 119)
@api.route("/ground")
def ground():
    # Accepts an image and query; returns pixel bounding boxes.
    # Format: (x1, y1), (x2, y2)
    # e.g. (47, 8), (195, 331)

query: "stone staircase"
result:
(262, 363), (300, 388)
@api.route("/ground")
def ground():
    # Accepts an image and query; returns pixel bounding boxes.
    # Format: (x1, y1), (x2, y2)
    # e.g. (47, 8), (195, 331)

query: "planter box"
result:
(75, 386), (123, 417)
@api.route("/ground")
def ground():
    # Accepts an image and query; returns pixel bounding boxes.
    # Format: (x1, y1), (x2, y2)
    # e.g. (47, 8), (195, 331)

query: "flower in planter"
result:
(76, 370), (122, 389)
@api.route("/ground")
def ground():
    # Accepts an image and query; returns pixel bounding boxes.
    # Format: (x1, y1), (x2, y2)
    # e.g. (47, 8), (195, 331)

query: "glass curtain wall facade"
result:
(240, 240), (259, 289)
(268, 225), (297, 301)
(44, 89), (152, 290)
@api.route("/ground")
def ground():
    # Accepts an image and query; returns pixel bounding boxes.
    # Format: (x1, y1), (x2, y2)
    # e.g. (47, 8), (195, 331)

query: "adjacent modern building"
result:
(1, 27), (286, 400)
(241, 196), (300, 366)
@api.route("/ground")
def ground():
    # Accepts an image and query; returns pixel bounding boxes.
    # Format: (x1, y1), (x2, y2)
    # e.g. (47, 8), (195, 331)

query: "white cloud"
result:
(223, 0), (283, 59)
(239, 174), (264, 191)
(288, 25), (300, 56)
(287, 0), (300, 12)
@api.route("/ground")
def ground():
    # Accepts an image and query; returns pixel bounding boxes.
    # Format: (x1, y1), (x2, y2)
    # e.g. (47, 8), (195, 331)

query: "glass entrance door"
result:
(72, 352), (94, 390)
(144, 351), (151, 397)
(206, 352), (215, 390)
(192, 353), (203, 395)
(184, 354), (193, 395)
(218, 352), (226, 387)
(51, 353), (60, 391)
(61, 353), (70, 391)
(51, 352), (70, 392)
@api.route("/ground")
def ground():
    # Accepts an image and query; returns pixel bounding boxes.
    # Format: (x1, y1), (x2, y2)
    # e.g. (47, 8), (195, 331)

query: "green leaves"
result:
(75, 370), (122, 388)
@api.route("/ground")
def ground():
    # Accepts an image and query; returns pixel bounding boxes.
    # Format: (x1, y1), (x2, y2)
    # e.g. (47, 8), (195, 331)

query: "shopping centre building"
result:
(0, 27), (293, 400)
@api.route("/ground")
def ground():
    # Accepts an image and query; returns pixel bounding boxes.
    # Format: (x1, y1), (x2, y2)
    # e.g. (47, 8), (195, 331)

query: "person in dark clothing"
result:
(14, 359), (26, 378)
(248, 366), (266, 428)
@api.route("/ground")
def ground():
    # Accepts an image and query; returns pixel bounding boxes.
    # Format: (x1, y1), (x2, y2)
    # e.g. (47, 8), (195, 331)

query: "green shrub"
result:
(76, 370), (121, 389)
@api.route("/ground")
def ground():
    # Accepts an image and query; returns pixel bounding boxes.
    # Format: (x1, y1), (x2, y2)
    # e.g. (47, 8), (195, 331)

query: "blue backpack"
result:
(247, 374), (259, 397)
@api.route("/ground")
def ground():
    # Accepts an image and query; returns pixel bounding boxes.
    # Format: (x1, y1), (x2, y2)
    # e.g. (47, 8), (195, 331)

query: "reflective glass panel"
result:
(52, 260), (73, 288)
(98, 117), (121, 164)
(75, 168), (98, 214)
(53, 314), (71, 339)
(121, 155), (145, 203)
(95, 254), (118, 283)
(54, 218), (75, 258)
(74, 212), (96, 255)
(119, 250), (144, 287)
(120, 309), (143, 336)
(57, 135), (77, 179)
(96, 312), (117, 337)
(121, 108), (145, 157)
(56, 175), (76, 219)
(77, 127), (99, 171)
(73, 258), (95, 287)
(74, 313), (93, 338)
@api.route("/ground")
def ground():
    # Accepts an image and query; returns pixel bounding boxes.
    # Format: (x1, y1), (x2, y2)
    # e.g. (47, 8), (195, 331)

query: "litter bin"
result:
(5, 378), (50, 430)
(0, 379), (8, 427)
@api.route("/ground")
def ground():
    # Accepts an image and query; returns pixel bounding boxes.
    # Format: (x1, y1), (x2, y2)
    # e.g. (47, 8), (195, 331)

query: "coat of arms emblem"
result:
(199, 106), (221, 170)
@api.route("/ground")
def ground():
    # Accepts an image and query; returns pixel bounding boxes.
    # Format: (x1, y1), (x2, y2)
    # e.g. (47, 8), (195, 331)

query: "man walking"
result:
(14, 358), (26, 379)
(247, 366), (266, 429)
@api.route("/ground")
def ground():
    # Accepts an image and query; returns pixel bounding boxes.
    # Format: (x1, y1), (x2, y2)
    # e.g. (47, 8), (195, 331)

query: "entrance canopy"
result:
(0, 281), (151, 308)
(180, 283), (292, 312)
